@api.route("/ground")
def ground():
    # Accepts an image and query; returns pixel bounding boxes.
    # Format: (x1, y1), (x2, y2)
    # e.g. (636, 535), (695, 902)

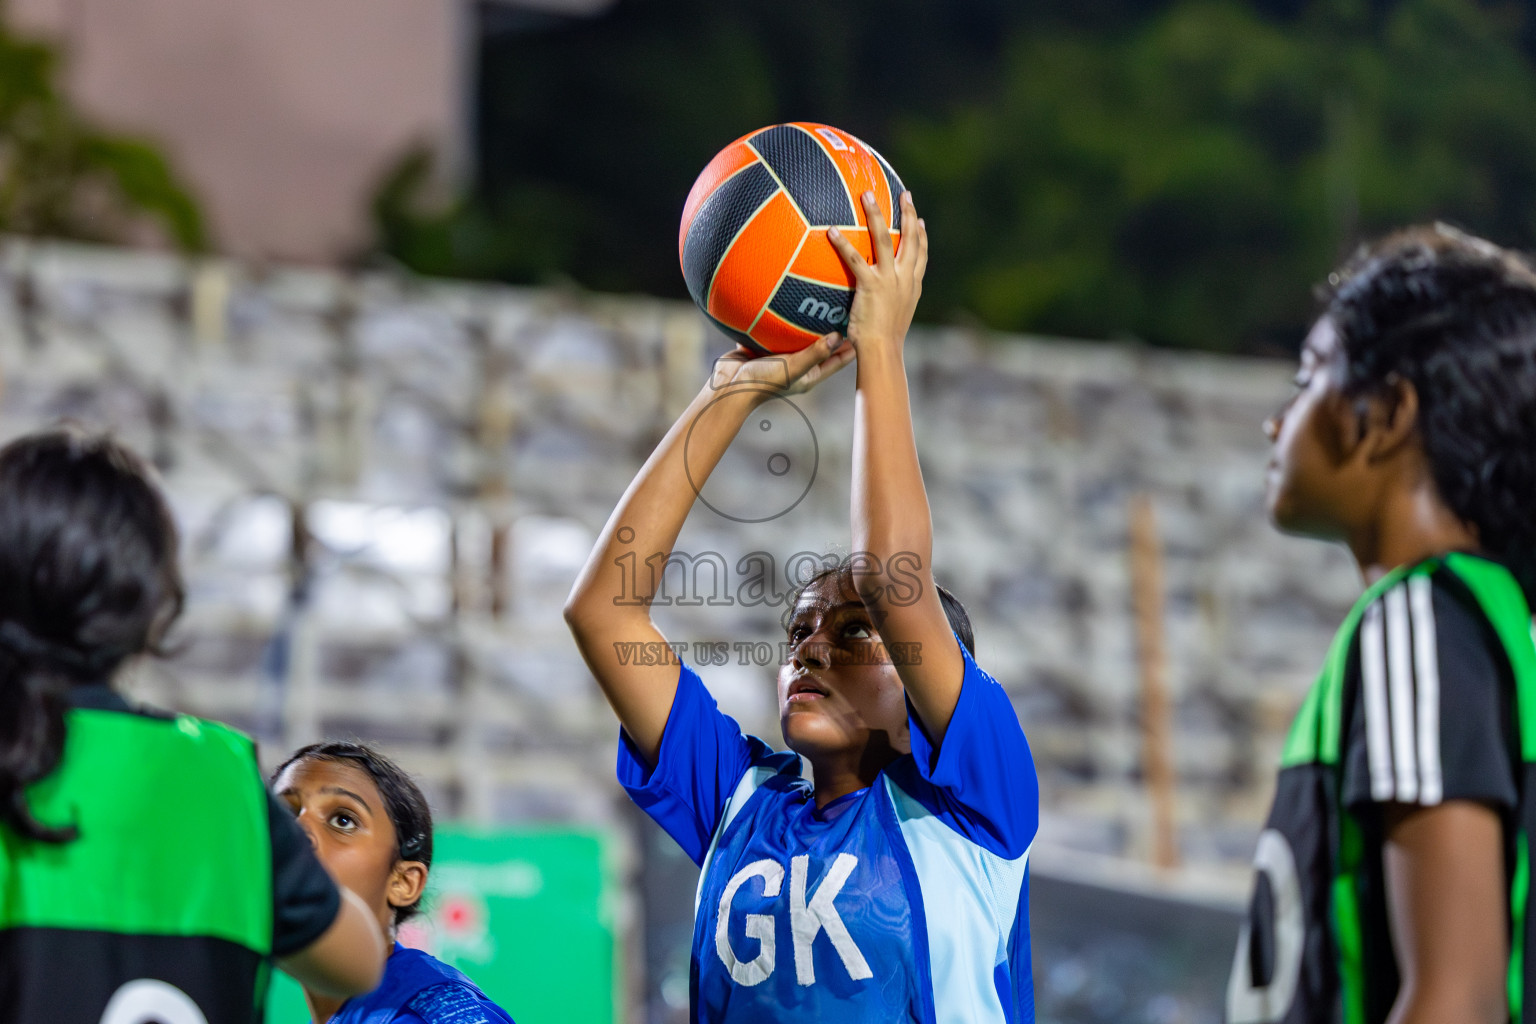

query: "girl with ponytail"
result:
(1228, 226), (1536, 1024)
(0, 427), (385, 1023)
(0, 427), (185, 842)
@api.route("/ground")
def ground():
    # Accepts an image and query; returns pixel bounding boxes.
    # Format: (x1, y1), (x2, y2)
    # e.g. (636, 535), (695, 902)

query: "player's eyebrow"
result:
(789, 599), (865, 626)
(318, 785), (375, 814)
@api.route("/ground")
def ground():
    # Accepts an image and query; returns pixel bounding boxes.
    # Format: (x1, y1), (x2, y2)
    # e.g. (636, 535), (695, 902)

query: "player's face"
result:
(1264, 316), (1359, 539)
(275, 758), (406, 935)
(777, 575), (910, 766)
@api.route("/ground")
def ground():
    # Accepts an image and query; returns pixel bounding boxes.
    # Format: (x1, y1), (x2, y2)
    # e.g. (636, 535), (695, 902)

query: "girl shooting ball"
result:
(565, 192), (1039, 1022)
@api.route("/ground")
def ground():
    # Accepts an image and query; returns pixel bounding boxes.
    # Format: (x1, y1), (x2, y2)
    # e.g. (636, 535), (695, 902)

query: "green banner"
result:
(266, 826), (617, 1024)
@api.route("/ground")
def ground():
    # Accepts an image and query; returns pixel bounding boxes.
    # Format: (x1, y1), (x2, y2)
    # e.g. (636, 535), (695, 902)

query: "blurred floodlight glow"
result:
(214, 494), (291, 567)
(185, 572), (287, 622)
(529, 317), (617, 372)
(309, 500), (452, 574)
(357, 307), (463, 362)
(312, 568), (451, 628)
(513, 515), (594, 584)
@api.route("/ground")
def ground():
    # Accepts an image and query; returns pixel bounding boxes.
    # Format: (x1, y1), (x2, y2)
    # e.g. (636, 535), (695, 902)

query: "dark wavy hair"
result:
(272, 741), (435, 924)
(1323, 224), (1536, 600)
(783, 557), (976, 656)
(0, 428), (185, 843)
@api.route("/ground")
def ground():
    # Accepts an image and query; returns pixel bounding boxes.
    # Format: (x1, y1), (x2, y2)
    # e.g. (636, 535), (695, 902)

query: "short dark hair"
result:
(783, 557), (976, 656)
(1322, 224), (1536, 599)
(272, 741), (434, 924)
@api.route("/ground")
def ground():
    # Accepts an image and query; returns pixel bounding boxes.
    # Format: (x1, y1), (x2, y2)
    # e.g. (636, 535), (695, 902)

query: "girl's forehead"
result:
(277, 758), (382, 803)
(790, 583), (868, 629)
(793, 575), (850, 613)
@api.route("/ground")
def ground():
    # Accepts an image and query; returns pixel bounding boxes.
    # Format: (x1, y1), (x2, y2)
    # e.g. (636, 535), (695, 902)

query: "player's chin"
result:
(780, 708), (852, 755)
(1264, 475), (1304, 534)
(1263, 487), (1289, 531)
(1266, 488), (1336, 540)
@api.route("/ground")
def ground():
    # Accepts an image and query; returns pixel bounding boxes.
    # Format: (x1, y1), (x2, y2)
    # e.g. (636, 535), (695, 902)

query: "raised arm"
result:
(563, 338), (854, 766)
(826, 192), (962, 745)
(276, 886), (385, 997)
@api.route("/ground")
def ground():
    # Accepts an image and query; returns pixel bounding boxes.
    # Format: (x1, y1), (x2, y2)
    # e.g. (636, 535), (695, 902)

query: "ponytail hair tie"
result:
(399, 831), (428, 862)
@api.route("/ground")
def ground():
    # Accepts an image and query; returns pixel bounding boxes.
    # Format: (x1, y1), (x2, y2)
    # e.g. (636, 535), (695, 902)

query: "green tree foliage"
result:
(906, 0), (1536, 349)
(0, 10), (205, 250)
(382, 0), (1536, 352)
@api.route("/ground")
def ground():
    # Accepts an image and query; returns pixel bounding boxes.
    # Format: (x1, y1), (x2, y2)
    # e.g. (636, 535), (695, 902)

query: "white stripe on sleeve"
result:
(1385, 584), (1419, 802)
(1408, 575), (1443, 805)
(1360, 602), (1395, 801)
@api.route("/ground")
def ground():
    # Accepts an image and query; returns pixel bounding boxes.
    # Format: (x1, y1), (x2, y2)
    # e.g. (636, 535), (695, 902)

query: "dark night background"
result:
(367, 0), (1536, 354)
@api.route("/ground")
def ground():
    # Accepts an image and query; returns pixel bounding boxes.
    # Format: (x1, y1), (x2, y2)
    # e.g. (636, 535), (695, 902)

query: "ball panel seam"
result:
(681, 161), (779, 311)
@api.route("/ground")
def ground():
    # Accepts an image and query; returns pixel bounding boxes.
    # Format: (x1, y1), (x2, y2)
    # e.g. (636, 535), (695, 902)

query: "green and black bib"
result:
(0, 705), (274, 1024)
(1227, 553), (1536, 1024)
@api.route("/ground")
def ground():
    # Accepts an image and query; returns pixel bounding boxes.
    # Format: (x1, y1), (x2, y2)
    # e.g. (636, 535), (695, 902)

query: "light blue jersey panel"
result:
(886, 777), (1032, 1024)
(695, 762), (783, 916)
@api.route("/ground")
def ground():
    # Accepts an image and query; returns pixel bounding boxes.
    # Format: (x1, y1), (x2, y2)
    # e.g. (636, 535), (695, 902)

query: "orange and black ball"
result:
(679, 123), (905, 355)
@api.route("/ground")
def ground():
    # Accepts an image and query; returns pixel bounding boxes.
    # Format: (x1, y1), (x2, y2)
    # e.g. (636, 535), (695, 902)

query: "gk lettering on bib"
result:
(694, 776), (925, 1018)
(714, 853), (873, 986)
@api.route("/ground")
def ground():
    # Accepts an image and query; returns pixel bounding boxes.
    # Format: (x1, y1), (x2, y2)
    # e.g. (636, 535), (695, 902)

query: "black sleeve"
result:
(1342, 571), (1519, 812)
(268, 790), (343, 957)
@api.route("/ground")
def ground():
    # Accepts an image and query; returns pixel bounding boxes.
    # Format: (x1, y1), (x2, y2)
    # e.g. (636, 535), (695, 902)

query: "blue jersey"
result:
(618, 642), (1039, 1023)
(329, 943), (516, 1024)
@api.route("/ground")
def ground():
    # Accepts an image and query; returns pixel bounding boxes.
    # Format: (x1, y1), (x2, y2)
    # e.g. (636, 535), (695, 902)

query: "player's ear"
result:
(387, 859), (428, 913)
(1356, 374), (1420, 465)
(1319, 385), (1370, 466)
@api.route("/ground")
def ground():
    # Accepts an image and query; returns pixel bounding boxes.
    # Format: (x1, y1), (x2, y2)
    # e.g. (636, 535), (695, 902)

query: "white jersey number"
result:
(100, 980), (209, 1024)
(1227, 829), (1305, 1024)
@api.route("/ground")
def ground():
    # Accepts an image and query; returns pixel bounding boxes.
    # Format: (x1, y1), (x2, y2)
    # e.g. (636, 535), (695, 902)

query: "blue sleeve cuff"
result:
(900, 639), (1039, 858)
(615, 662), (755, 865)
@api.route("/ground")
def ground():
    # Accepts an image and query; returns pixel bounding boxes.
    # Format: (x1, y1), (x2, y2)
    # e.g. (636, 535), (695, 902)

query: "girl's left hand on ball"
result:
(709, 331), (854, 398)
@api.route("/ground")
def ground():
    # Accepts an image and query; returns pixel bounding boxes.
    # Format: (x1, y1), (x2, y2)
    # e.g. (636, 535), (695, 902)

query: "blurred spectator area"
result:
(5, 0), (613, 264)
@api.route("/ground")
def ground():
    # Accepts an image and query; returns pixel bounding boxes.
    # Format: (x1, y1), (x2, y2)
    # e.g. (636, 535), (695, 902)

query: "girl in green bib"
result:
(1228, 226), (1536, 1024)
(0, 428), (385, 1023)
